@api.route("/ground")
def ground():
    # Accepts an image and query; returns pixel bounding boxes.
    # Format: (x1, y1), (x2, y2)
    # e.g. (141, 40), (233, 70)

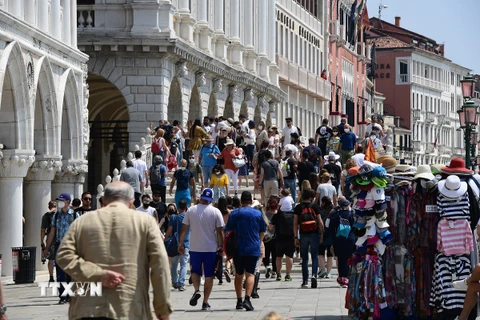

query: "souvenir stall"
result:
(344, 157), (480, 320)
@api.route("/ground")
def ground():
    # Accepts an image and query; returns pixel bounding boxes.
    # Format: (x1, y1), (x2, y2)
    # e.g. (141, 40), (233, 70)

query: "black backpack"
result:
(150, 164), (164, 185)
(278, 210), (295, 236)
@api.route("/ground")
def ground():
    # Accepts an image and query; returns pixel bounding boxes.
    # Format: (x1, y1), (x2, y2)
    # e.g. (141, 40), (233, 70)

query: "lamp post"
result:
(458, 100), (479, 169)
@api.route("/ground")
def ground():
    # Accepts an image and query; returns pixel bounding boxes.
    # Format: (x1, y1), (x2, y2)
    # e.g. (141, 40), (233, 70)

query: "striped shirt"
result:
(437, 193), (470, 221)
(436, 218), (473, 256)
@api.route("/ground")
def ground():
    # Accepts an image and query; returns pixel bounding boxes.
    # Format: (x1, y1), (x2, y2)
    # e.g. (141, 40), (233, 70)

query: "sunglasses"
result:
(83, 198), (92, 201)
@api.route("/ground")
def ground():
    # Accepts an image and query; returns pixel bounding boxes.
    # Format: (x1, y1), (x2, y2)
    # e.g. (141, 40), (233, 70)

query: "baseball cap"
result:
(56, 193), (71, 201)
(200, 188), (214, 202)
(372, 177), (387, 188)
(372, 166), (387, 178)
(371, 186), (385, 201)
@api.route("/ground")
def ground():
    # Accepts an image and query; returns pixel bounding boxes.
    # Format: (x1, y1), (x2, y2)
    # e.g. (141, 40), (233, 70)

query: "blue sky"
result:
(366, 0), (480, 74)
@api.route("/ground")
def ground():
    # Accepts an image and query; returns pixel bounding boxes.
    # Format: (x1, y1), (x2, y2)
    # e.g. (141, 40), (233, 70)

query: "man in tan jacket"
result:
(56, 181), (172, 320)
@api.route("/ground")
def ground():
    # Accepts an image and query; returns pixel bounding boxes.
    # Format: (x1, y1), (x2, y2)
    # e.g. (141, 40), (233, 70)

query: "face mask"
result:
(143, 201), (150, 208)
(333, 132), (338, 136)
(344, 129), (350, 133)
(57, 201), (65, 209)
(168, 209), (175, 214)
(258, 126), (263, 130)
(189, 158), (195, 163)
(214, 171), (220, 175)
(179, 166), (186, 171)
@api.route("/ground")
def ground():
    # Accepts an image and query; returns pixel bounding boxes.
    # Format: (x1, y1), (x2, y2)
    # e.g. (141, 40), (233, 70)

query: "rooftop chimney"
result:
(395, 16), (401, 27)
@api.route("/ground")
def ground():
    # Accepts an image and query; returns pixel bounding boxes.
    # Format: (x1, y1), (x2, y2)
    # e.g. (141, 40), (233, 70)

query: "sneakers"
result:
(172, 283), (179, 289)
(178, 286), (186, 291)
(452, 278), (469, 290)
(318, 268), (327, 278)
(301, 281), (308, 288)
(201, 302), (211, 311)
(243, 299), (254, 311)
(189, 290), (201, 306)
(325, 273), (332, 279)
(236, 299), (244, 310)
(285, 275), (292, 282)
(311, 277), (317, 289)
(265, 267), (271, 279)
(276, 274), (282, 281)
(223, 270), (231, 283)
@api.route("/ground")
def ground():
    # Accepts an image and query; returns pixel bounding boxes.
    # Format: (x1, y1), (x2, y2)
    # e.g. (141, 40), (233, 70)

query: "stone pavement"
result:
(2, 260), (348, 320)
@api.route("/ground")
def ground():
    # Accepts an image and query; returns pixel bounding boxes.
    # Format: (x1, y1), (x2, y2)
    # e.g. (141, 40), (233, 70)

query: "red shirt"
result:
(222, 147), (241, 172)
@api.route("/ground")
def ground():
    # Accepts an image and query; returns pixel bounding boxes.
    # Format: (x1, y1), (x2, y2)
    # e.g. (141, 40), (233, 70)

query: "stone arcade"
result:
(78, 0), (286, 192)
(0, 1), (88, 275)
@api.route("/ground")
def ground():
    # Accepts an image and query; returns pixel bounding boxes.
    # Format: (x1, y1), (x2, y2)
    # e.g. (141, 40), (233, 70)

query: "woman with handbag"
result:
(218, 139), (242, 197)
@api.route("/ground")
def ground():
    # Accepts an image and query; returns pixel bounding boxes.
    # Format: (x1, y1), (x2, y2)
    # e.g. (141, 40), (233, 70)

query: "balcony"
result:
(442, 119), (451, 127)
(438, 145), (445, 154)
(339, 25), (346, 45)
(426, 112), (435, 123)
(78, 5), (95, 29)
(276, 55), (331, 101)
(413, 140), (421, 152)
(413, 109), (421, 121)
(411, 74), (443, 92)
(444, 146), (452, 156)
(356, 43), (366, 60)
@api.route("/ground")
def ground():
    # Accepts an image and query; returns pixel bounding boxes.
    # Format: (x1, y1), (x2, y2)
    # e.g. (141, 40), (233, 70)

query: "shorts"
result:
(190, 251), (217, 278)
(233, 255), (259, 275)
(275, 238), (295, 258)
(318, 245), (334, 257)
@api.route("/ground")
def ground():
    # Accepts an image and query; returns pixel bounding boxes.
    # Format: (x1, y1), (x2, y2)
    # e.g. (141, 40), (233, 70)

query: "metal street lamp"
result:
(461, 74), (476, 99)
(458, 99), (479, 169)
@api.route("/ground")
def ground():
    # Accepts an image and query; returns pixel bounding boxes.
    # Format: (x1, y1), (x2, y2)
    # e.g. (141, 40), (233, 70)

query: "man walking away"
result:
(43, 193), (80, 304)
(281, 150), (298, 203)
(41, 201), (57, 283)
(165, 200), (190, 291)
(149, 156), (168, 203)
(271, 204), (295, 282)
(120, 160), (143, 208)
(315, 118), (332, 156)
(259, 150), (284, 201)
(293, 188), (324, 289)
(178, 188), (224, 311)
(74, 192), (93, 216)
(225, 191), (266, 311)
(133, 150), (148, 192)
(56, 181), (172, 320)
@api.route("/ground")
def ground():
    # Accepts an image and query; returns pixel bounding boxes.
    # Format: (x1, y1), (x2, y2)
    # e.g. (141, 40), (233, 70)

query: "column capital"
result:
(0, 149), (35, 179)
(25, 156), (63, 181)
(53, 159), (88, 184)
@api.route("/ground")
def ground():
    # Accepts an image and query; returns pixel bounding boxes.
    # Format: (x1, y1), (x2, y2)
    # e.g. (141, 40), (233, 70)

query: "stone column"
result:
(131, 1), (161, 34)
(197, 0), (211, 53)
(178, 0), (194, 44)
(51, 160), (88, 201)
(62, 0), (71, 45)
(267, 0), (276, 62)
(257, 0), (269, 79)
(0, 151), (35, 276)
(24, 159), (62, 270)
(24, 0), (37, 26)
(243, 0), (253, 47)
(50, 0), (61, 39)
(214, 0), (227, 60)
(71, 0), (77, 47)
(9, 0), (22, 18)
(229, 0), (242, 67)
(38, 0), (49, 34)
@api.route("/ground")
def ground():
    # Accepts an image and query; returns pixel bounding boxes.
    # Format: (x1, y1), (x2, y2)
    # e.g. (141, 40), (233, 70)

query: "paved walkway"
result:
(2, 260), (348, 320)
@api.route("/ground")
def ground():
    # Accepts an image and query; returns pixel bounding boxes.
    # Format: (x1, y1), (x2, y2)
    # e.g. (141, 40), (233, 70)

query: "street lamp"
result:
(461, 74), (476, 99)
(458, 98), (479, 169)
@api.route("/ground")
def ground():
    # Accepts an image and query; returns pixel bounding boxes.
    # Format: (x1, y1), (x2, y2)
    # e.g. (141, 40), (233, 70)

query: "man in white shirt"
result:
(178, 188), (224, 311)
(351, 146), (365, 167)
(281, 117), (298, 146)
(133, 150), (148, 191)
(203, 116), (213, 134)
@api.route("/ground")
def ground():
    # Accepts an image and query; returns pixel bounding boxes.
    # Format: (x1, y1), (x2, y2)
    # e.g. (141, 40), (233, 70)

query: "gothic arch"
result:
(207, 91), (218, 117)
(58, 68), (82, 160)
(33, 56), (59, 156)
(188, 85), (202, 121)
(0, 41), (32, 150)
(167, 76), (183, 122)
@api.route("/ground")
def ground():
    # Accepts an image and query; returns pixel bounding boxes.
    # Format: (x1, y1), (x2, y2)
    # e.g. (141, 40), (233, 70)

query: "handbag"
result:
(263, 229), (274, 243)
(232, 156), (246, 168)
(164, 216), (180, 257)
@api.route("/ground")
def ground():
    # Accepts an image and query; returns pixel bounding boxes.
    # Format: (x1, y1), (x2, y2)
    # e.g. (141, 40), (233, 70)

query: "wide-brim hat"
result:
(395, 164), (416, 175)
(324, 151), (340, 161)
(413, 165), (435, 181)
(225, 138), (235, 146)
(438, 175), (468, 199)
(376, 155), (397, 173)
(430, 164), (446, 176)
(441, 158), (474, 175)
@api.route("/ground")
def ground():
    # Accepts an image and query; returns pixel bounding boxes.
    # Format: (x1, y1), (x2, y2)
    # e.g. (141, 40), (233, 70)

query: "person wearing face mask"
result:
(136, 194), (159, 225)
(188, 154), (204, 201)
(326, 127), (341, 154)
(43, 193), (80, 304)
(338, 124), (357, 166)
(255, 121), (269, 151)
(210, 164), (229, 204)
(170, 159), (196, 207)
(160, 204), (177, 235)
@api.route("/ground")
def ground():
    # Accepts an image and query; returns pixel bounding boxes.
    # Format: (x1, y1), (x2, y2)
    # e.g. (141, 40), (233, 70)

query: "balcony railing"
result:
(77, 5), (95, 28)
(426, 112), (435, 122)
(426, 143), (435, 154)
(413, 140), (421, 152)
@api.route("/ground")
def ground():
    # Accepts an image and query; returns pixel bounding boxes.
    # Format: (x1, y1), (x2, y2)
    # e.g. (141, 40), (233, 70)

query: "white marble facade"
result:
(78, 0), (286, 153)
(0, 1), (88, 275)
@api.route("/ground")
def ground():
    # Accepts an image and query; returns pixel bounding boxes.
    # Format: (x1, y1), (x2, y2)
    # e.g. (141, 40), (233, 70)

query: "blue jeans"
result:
(246, 145), (255, 170)
(171, 248), (189, 287)
(284, 178), (296, 203)
(55, 244), (72, 301)
(299, 233), (319, 282)
(202, 166), (213, 185)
